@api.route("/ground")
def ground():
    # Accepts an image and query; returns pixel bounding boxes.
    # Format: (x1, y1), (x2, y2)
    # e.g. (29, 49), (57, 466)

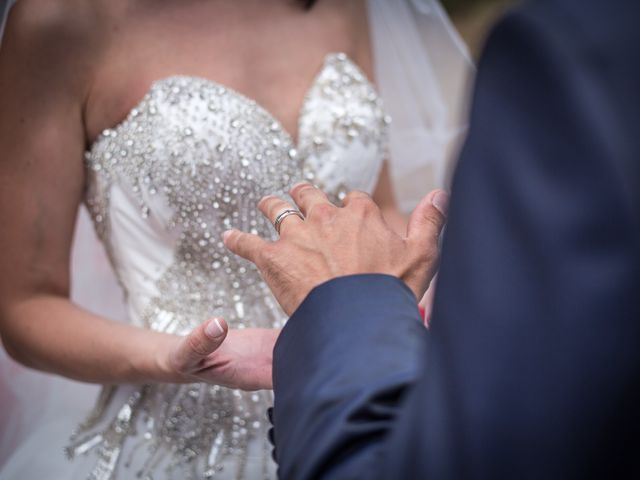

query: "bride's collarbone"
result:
(83, 0), (367, 142)
(86, 53), (358, 147)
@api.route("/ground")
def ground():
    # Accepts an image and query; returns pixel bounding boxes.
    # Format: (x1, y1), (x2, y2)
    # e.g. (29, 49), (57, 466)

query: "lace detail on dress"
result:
(70, 53), (388, 479)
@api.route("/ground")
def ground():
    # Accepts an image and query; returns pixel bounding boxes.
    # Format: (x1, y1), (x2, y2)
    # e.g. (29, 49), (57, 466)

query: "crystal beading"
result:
(74, 53), (388, 479)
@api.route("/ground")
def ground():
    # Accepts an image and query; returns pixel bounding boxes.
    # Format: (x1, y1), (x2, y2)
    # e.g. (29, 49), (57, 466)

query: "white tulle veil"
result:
(369, 0), (473, 212)
(0, 0), (472, 472)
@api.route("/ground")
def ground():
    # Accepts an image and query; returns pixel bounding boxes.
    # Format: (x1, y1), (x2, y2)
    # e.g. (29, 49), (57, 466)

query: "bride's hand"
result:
(156, 318), (279, 391)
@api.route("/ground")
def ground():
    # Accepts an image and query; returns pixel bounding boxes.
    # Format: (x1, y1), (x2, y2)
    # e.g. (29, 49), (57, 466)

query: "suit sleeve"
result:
(272, 274), (426, 479)
(272, 2), (640, 479)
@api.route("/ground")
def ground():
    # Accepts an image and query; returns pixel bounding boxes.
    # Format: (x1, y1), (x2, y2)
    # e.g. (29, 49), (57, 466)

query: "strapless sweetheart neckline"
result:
(88, 52), (374, 152)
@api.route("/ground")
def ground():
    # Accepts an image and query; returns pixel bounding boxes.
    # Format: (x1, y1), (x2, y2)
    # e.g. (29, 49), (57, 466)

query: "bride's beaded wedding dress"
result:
(0, 1), (473, 477)
(61, 52), (388, 479)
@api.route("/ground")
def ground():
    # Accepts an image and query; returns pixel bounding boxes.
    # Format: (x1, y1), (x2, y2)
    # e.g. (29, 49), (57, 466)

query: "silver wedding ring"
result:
(273, 209), (304, 234)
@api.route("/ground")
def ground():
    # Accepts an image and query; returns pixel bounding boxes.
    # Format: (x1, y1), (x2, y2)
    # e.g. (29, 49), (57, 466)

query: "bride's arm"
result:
(0, 2), (273, 390)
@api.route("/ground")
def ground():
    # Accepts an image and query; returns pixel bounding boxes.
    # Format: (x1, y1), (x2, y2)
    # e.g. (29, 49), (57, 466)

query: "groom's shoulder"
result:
(501, 0), (639, 50)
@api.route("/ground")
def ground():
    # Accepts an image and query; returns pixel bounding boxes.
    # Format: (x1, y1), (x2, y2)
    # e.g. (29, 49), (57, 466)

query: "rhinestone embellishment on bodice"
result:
(71, 53), (389, 479)
(86, 74), (301, 334)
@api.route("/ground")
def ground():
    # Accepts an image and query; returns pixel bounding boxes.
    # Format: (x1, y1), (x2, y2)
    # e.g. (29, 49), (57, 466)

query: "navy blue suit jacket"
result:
(271, 0), (640, 478)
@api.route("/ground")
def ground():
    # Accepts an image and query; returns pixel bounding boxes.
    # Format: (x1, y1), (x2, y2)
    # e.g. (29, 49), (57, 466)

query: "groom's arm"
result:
(268, 0), (640, 478)
(272, 274), (426, 479)
(377, 2), (640, 477)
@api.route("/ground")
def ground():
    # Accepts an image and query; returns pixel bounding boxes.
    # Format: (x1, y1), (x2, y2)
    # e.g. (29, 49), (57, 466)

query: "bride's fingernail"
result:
(205, 318), (226, 338)
(432, 191), (449, 216)
(222, 230), (233, 243)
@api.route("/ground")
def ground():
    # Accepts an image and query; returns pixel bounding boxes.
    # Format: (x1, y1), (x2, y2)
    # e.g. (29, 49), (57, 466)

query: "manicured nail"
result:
(222, 230), (233, 243)
(205, 318), (226, 338)
(432, 191), (449, 216)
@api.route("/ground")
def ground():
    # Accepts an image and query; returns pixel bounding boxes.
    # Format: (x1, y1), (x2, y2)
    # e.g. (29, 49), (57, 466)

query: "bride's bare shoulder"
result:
(6, 0), (107, 43)
(1, 0), (110, 81)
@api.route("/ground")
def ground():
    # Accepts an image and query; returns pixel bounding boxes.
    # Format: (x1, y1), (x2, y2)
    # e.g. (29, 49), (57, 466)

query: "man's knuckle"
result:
(234, 233), (248, 252)
(362, 200), (378, 215)
(418, 246), (439, 265)
(297, 184), (316, 199)
(258, 196), (273, 212)
(345, 190), (368, 201)
(349, 196), (375, 214)
(310, 203), (334, 220)
(256, 249), (268, 265)
(425, 213), (444, 231)
(259, 244), (279, 264)
(269, 201), (286, 219)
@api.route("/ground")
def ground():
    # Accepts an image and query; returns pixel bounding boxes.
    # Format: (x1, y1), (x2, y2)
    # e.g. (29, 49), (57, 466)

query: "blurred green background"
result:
(442, 0), (514, 58)
(442, 0), (509, 16)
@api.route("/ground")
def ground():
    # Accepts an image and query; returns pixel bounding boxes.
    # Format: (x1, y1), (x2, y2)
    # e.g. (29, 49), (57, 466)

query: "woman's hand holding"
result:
(155, 319), (279, 391)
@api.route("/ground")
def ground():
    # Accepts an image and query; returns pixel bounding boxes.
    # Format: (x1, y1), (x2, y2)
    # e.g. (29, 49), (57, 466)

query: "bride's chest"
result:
(84, 54), (388, 251)
(83, 0), (369, 143)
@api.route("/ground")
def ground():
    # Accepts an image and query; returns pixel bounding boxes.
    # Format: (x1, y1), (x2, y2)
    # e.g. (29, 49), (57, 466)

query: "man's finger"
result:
(406, 190), (448, 244)
(174, 318), (228, 370)
(289, 182), (335, 217)
(258, 196), (304, 235)
(223, 229), (269, 263)
(342, 190), (372, 207)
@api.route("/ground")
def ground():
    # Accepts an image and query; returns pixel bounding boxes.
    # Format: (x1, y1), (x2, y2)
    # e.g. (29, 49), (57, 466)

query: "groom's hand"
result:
(223, 182), (448, 315)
